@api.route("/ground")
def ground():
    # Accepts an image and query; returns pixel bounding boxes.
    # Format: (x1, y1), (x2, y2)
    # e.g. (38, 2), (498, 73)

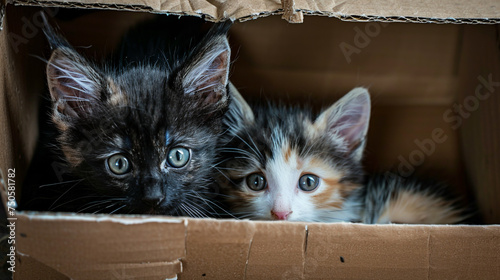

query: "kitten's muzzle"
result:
(142, 192), (165, 207)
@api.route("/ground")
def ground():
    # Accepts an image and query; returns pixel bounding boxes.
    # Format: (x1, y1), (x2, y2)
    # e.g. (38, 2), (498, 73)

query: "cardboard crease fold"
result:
(243, 229), (256, 280)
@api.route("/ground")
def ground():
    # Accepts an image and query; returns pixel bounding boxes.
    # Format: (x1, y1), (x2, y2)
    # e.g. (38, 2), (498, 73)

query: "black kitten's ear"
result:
(43, 12), (102, 120)
(47, 48), (102, 119)
(179, 22), (231, 108)
(41, 12), (70, 51)
(315, 87), (371, 161)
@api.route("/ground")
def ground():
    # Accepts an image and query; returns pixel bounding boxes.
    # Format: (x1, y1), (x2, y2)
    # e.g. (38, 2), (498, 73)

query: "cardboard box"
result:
(1, 1), (500, 279)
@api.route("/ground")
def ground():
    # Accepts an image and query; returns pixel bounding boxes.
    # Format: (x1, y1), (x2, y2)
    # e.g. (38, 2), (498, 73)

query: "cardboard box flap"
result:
(182, 220), (309, 279)
(429, 225), (500, 278)
(10, 0), (500, 23)
(304, 223), (432, 279)
(16, 213), (186, 280)
(15, 213), (500, 279)
(245, 222), (307, 278)
(179, 219), (500, 279)
(296, 0), (500, 23)
(303, 223), (500, 279)
(181, 218), (257, 279)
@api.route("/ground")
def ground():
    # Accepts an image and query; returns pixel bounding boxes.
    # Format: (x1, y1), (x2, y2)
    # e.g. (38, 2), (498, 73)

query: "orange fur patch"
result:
(296, 157), (303, 170)
(307, 157), (325, 170)
(53, 116), (70, 132)
(322, 177), (339, 187)
(313, 176), (342, 208)
(283, 145), (292, 163)
(378, 190), (465, 224)
(61, 145), (83, 167)
(107, 78), (128, 106)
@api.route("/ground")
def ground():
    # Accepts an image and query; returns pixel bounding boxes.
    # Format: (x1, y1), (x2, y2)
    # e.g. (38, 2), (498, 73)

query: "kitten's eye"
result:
(167, 147), (190, 168)
(246, 173), (267, 191)
(298, 174), (320, 191)
(107, 154), (131, 175)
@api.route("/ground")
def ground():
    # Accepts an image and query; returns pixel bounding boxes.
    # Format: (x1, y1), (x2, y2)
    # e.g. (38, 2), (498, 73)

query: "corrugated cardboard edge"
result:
(8, 0), (500, 23)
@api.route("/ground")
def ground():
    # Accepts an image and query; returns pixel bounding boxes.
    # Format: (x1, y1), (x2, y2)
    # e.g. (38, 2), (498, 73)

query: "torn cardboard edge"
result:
(15, 212), (500, 279)
(17, 211), (183, 224)
(8, 0), (500, 24)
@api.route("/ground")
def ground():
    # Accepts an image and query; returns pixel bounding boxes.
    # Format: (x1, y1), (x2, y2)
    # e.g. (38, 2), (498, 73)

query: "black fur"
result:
(21, 15), (232, 216)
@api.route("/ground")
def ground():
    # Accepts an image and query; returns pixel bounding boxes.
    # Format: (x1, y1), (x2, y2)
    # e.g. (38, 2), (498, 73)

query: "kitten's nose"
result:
(271, 210), (292, 220)
(142, 195), (165, 207)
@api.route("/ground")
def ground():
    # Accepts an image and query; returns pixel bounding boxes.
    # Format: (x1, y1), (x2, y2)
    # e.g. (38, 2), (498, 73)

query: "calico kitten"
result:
(218, 87), (471, 224)
(23, 15), (232, 216)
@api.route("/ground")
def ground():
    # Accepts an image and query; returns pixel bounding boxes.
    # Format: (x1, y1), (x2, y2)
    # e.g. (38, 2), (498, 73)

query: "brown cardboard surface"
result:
(181, 218), (256, 279)
(16, 255), (69, 280)
(458, 25), (500, 223)
(429, 226), (500, 278)
(229, 16), (462, 106)
(0, 6), (10, 212)
(14, 214), (500, 279)
(11, 0), (500, 22)
(245, 222), (307, 279)
(16, 213), (185, 279)
(304, 224), (500, 279)
(304, 223), (430, 279)
(0, 6), (44, 211)
(366, 105), (466, 192)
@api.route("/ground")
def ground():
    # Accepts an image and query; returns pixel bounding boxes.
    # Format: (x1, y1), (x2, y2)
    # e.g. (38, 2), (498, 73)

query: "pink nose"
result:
(271, 210), (292, 220)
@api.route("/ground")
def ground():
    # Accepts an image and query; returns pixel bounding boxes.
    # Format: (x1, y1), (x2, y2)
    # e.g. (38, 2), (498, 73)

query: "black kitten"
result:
(23, 15), (232, 216)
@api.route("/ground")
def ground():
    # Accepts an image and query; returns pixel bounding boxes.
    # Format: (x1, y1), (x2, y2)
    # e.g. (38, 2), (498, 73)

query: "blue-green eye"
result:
(246, 173), (267, 191)
(167, 147), (190, 168)
(298, 174), (320, 191)
(107, 154), (131, 175)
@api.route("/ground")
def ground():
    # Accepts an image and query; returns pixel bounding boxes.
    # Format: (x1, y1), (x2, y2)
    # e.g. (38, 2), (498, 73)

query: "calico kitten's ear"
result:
(315, 87), (371, 161)
(47, 48), (103, 119)
(178, 22), (231, 108)
(224, 83), (255, 133)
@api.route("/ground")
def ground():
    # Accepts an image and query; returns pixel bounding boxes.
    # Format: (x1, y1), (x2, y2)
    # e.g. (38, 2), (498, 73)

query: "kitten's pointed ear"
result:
(41, 12), (70, 51)
(315, 87), (371, 161)
(179, 22), (231, 108)
(225, 83), (254, 132)
(47, 48), (102, 119)
(43, 13), (103, 120)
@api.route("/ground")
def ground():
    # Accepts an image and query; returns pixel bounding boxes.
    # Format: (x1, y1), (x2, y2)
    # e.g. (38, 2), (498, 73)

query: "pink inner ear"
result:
(47, 50), (100, 118)
(196, 50), (229, 103)
(334, 103), (370, 146)
(181, 37), (230, 107)
(326, 89), (371, 151)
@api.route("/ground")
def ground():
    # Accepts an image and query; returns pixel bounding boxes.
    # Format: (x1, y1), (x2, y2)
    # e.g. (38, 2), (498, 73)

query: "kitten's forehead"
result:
(266, 140), (344, 184)
(266, 140), (301, 192)
(107, 78), (128, 107)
